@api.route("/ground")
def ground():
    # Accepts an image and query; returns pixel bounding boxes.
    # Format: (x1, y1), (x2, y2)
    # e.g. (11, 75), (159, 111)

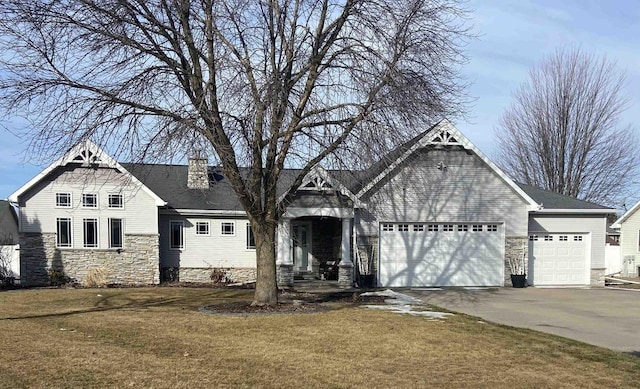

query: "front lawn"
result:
(0, 287), (638, 388)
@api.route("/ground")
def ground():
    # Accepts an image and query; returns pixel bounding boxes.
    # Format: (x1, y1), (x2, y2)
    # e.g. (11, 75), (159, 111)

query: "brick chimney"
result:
(187, 151), (209, 189)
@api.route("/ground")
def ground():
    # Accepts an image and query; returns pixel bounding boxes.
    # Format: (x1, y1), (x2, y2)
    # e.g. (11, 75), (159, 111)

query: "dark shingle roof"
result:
(516, 183), (611, 210)
(121, 164), (365, 211)
(121, 163), (244, 211)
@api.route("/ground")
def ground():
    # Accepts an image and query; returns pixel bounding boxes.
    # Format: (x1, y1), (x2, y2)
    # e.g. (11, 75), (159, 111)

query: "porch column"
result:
(276, 218), (294, 287)
(338, 217), (354, 287)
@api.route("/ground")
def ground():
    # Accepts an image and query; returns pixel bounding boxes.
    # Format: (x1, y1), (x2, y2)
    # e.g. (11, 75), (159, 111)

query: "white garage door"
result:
(379, 223), (504, 287)
(529, 233), (588, 285)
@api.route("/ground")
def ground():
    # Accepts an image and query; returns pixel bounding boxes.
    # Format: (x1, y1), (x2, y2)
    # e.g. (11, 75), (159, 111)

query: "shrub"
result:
(48, 269), (72, 286)
(83, 268), (109, 287)
(210, 268), (231, 285)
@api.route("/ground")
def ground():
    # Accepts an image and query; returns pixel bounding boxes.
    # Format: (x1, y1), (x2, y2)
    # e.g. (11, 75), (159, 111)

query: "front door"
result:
(292, 223), (312, 272)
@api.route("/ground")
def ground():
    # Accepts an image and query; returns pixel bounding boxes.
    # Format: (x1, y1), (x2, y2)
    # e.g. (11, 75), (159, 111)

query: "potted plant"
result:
(507, 245), (527, 288)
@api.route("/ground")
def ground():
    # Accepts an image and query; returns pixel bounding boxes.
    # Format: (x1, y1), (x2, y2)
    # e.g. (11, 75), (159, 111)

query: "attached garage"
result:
(378, 222), (504, 287)
(528, 233), (589, 285)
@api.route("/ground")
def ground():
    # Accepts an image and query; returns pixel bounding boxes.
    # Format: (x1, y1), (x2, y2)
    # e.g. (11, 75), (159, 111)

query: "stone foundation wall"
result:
(277, 264), (294, 288)
(20, 232), (159, 286)
(590, 268), (605, 287)
(170, 267), (256, 284)
(504, 237), (528, 287)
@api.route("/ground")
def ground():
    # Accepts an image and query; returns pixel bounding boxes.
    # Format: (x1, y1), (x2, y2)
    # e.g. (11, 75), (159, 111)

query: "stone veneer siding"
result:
(20, 232), (159, 286)
(277, 264), (294, 287)
(504, 236), (528, 287)
(171, 267), (256, 284)
(590, 268), (605, 287)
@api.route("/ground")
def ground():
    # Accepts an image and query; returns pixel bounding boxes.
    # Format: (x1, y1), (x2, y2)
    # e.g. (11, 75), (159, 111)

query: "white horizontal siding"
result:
(358, 149), (529, 237)
(619, 209), (640, 267)
(19, 166), (158, 248)
(159, 215), (256, 268)
(528, 214), (607, 269)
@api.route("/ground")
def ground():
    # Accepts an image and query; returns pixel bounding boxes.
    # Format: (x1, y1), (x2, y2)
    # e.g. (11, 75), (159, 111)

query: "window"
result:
(56, 218), (72, 247)
(221, 222), (235, 235)
(559, 235), (568, 241)
(529, 235), (538, 241)
(457, 224), (468, 232)
(195, 221), (210, 236)
(83, 218), (98, 248)
(397, 224), (409, 232)
(170, 221), (184, 249)
(574, 235), (583, 242)
(82, 193), (98, 208)
(382, 224), (393, 232)
(428, 224), (438, 232)
(246, 223), (256, 250)
(544, 235), (553, 241)
(472, 224), (483, 232)
(56, 193), (72, 208)
(413, 224), (424, 232)
(109, 218), (123, 248)
(108, 194), (123, 209)
(487, 225), (498, 232)
(442, 224), (454, 232)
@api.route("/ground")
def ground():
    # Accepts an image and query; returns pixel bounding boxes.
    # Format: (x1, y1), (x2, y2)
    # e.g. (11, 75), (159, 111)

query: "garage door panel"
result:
(379, 222), (503, 287)
(530, 233), (587, 286)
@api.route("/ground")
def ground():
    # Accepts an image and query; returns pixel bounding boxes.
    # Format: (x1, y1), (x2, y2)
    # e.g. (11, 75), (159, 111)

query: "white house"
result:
(0, 200), (20, 282)
(9, 120), (615, 287)
(611, 202), (640, 277)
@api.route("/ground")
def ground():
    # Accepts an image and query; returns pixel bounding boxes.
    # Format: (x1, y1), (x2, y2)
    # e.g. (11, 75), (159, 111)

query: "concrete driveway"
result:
(406, 287), (640, 355)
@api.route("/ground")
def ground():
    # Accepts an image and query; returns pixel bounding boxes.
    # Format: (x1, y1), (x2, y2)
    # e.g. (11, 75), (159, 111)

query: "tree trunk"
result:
(251, 220), (278, 306)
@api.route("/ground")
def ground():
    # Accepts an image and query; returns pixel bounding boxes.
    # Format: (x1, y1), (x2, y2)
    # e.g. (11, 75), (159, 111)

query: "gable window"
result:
(397, 224), (409, 232)
(56, 193), (72, 208)
(170, 221), (184, 249)
(56, 218), (72, 248)
(82, 193), (98, 208)
(382, 224), (393, 232)
(196, 221), (210, 236)
(83, 218), (98, 248)
(221, 222), (235, 235)
(413, 224), (424, 232)
(457, 224), (468, 232)
(472, 224), (483, 232)
(109, 218), (123, 248)
(108, 194), (124, 209)
(246, 223), (256, 250)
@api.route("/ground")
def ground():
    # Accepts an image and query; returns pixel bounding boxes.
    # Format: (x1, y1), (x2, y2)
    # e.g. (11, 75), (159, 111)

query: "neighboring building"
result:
(0, 199), (20, 280)
(611, 203), (640, 277)
(9, 120), (615, 287)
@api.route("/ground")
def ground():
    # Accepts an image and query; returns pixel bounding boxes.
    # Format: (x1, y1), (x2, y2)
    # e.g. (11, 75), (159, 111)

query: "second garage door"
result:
(529, 233), (588, 285)
(379, 222), (504, 287)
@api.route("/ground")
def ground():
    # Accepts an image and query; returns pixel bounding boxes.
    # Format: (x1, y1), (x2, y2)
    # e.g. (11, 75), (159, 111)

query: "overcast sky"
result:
(1, 0), (639, 200)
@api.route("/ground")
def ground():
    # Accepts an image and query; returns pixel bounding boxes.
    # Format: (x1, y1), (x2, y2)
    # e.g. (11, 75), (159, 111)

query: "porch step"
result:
(294, 272), (317, 281)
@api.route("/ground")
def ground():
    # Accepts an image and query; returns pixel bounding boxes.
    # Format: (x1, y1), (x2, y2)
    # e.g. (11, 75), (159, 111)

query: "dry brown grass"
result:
(0, 287), (638, 388)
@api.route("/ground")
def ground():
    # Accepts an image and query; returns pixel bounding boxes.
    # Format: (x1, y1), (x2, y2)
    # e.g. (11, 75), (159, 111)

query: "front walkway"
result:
(406, 287), (640, 355)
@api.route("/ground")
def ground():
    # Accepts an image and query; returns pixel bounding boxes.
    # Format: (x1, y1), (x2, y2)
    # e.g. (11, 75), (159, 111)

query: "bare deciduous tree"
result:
(496, 48), (637, 206)
(0, 0), (471, 305)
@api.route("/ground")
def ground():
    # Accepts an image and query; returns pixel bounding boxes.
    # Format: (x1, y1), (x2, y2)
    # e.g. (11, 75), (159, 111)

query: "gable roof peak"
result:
(9, 140), (166, 206)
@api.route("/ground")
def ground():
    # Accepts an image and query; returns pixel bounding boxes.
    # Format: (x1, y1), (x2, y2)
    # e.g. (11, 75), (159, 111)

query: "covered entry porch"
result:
(276, 207), (354, 287)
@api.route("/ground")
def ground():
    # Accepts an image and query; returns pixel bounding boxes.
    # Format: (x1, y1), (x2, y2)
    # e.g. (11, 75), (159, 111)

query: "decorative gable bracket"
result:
(278, 165), (363, 208)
